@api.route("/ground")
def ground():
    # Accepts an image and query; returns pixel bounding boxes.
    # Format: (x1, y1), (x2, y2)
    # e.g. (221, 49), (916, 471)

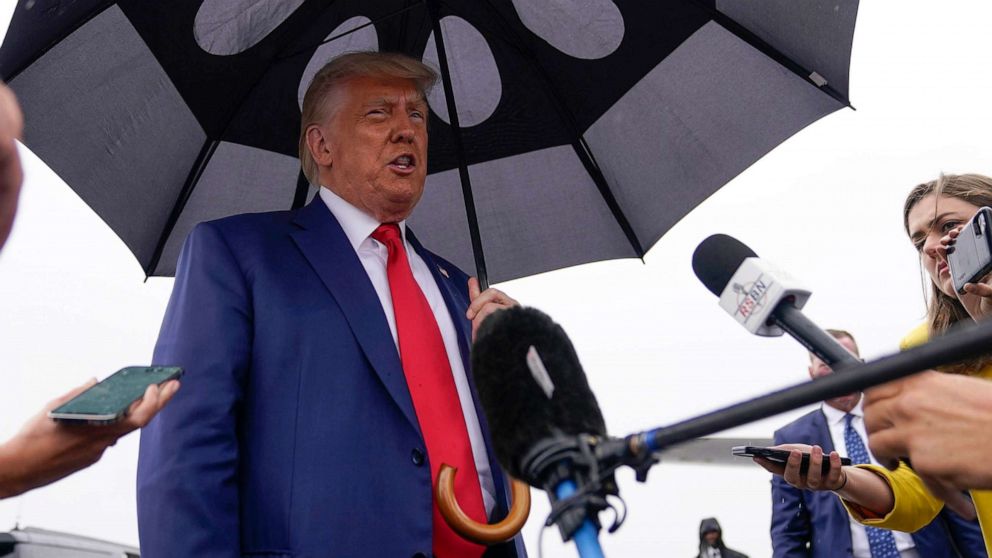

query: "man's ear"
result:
(306, 125), (332, 166)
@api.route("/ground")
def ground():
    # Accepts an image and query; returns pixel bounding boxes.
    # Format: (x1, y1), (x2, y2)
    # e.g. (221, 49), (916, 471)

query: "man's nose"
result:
(392, 116), (416, 143)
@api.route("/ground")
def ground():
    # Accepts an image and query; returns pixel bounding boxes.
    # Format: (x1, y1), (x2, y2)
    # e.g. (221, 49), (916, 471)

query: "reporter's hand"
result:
(466, 277), (518, 341)
(0, 378), (180, 498)
(938, 225), (992, 320)
(753, 443), (847, 491)
(865, 371), (991, 518)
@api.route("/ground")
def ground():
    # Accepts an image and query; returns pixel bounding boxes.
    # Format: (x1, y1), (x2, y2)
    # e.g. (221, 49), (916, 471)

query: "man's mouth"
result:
(938, 261), (949, 276)
(389, 154), (416, 171)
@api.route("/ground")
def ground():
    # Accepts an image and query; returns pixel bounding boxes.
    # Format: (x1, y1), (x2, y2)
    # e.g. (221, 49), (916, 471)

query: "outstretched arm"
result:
(0, 379), (178, 498)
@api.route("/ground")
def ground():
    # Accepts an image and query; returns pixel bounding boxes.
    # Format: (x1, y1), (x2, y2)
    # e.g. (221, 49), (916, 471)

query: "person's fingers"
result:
(467, 277), (481, 301)
(920, 476), (976, 521)
(466, 287), (517, 319)
(782, 449), (806, 488)
(806, 446), (826, 489)
(865, 427), (905, 471)
(825, 451), (844, 489)
(963, 282), (992, 298)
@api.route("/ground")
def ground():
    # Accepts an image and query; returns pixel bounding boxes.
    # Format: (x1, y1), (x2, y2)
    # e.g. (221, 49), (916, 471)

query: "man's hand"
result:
(864, 371), (992, 517)
(466, 277), (518, 341)
(0, 378), (180, 498)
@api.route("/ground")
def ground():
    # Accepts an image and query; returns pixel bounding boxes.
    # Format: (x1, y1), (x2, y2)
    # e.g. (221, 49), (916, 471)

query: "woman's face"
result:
(906, 193), (981, 297)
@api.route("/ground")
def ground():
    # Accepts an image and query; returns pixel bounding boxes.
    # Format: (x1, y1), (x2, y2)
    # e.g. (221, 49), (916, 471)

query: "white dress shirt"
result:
(319, 187), (496, 514)
(822, 398), (919, 558)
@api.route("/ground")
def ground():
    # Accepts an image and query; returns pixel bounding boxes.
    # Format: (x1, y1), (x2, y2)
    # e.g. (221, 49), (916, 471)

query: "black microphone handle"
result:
(770, 302), (861, 369)
(635, 318), (992, 453)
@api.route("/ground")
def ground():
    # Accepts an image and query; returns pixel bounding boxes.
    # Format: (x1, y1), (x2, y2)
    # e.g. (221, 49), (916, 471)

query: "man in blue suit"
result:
(770, 329), (986, 558)
(137, 52), (523, 558)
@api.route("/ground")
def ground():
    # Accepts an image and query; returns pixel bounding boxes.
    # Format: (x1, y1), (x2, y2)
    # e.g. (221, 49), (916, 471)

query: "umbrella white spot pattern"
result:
(422, 16), (502, 128)
(298, 16), (380, 109)
(511, 0), (624, 60)
(194, 0), (307, 55)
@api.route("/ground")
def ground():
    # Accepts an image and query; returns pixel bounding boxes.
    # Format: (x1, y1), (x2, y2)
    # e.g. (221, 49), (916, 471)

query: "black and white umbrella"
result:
(0, 0), (857, 283)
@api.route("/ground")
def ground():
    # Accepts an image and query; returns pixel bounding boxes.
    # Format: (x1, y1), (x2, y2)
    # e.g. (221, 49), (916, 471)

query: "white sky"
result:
(2, 2), (992, 556)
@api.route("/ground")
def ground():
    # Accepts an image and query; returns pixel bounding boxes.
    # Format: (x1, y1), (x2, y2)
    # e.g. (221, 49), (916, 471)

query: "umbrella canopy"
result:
(0, 0), (856, 282)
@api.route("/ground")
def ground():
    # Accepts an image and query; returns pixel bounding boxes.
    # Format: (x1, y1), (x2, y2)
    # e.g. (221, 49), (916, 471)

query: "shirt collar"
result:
(318, 186), (408, 252)
(821, 394), (864, 426)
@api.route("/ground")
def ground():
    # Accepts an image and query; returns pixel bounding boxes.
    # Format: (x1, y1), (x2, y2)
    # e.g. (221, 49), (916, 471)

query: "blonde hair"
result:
(903, 173), (992, 373)
(298, 51), (438, 185)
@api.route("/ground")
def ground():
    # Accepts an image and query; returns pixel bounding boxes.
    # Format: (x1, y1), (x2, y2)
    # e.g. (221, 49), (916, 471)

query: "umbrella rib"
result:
(274, 1), (428, 62)
(689, 0), (853, 108)
(427, 0), (490, 289)
(474, 0), (647, 260)
(145, 139), (220, 277)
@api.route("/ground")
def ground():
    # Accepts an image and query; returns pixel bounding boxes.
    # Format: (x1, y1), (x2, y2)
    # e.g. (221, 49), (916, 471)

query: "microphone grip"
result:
(554, 480), (605, 558)
(770, 302), (860, 369)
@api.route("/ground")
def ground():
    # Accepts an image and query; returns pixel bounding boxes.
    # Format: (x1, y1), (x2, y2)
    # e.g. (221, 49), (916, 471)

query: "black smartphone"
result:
(948, 206), (992, 294)
(732, 445), (851, 475)
(48, 366), (183, 424)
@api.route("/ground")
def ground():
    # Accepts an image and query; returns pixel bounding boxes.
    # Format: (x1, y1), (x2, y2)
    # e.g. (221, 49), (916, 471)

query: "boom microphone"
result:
(692, 234), (859, 368)
(472, 306), (614, 553)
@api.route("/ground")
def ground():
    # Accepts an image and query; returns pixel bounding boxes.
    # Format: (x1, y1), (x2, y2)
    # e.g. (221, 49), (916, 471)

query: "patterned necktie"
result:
(372, 224), (485, 558)
(844, 413), (900, 558)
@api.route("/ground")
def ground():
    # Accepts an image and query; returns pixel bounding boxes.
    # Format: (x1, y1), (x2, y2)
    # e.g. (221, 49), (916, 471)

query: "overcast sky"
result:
(2, 2), (992, 556)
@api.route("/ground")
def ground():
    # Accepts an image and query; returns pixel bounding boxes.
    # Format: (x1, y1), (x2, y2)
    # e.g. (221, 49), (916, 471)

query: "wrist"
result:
(831, 468), (849, 493)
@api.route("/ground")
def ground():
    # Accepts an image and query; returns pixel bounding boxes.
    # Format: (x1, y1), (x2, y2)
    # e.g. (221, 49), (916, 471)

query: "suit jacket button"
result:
(411, 448), (425, 466)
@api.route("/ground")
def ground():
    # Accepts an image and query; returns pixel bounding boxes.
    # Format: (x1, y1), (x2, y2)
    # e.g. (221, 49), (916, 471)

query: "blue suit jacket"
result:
(137, 200), (525, 558)
(771, 409), (986, 558)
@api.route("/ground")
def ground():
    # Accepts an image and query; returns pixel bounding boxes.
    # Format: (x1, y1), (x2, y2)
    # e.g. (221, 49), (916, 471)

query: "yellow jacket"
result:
(841, 323), (992, 553)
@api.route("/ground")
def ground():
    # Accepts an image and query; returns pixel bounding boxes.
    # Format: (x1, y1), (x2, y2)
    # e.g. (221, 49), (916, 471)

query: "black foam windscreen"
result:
(471, 306), (607, 481)
(692, 234), (758, 296)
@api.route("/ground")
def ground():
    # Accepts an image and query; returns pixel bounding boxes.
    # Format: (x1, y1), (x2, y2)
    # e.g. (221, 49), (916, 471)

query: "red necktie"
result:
(372, 224), (486, 558)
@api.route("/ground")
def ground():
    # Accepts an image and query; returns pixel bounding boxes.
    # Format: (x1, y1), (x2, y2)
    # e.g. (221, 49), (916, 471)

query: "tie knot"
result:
(844, 413), (855, 428)
(372, 223), (402, 246)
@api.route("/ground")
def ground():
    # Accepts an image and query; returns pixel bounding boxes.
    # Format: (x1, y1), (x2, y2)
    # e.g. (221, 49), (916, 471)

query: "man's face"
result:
(704, 531), (719, 545)
(316, 75), (429, 223)
(809, 335), (860, 411)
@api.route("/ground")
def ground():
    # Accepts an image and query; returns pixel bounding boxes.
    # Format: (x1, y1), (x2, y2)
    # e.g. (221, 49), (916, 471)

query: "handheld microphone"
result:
(692, 234), (859, 368)
(472, 306), (615, 553)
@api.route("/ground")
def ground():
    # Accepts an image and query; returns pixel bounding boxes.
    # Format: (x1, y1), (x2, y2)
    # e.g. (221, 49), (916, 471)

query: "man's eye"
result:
(367, 109), (387, 117)
(410, 111), (424, 120)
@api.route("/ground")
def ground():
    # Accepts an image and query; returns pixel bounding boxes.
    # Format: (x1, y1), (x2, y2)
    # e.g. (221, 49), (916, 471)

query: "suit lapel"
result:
(290, 200), (420, 434)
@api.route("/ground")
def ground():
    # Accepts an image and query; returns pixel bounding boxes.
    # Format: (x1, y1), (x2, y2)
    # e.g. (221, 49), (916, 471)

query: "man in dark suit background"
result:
(137, 52), (523, 557)
(770, 329), (986, 558)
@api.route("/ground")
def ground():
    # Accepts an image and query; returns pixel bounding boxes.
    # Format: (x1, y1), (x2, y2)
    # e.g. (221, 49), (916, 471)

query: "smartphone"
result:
(732, 446), (851, 475)
(948, 206), (992, 294)
(48, 366), (183, 424)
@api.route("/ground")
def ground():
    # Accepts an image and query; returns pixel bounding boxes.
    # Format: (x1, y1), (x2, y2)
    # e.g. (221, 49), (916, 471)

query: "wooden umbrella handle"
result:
(435, 463), (531, 544)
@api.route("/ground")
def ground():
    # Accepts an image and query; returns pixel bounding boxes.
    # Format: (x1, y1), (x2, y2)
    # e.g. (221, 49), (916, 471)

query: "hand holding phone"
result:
(734, 445), (851, 475)
(48, 366), (183, 424)
(947, 206), (992, 294)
